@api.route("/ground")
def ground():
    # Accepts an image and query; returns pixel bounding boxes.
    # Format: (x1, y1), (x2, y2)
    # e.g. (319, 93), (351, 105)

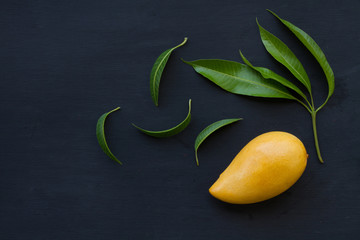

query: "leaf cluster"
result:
(185, 10), (334, 163)
(96, 10), (334, 165)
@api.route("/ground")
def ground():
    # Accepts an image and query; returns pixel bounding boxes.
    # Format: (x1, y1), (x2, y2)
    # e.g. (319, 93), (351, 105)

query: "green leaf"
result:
(150, 37), (188, 106)
(267, 9), (334, 110)
(239, 50), (308, 102)
(96, 107), (122, 165)
(194, 118), (242, 166)
(257, 19), (312, 93)
(133, 99), (192, 137)
(183, 59), (296, 100)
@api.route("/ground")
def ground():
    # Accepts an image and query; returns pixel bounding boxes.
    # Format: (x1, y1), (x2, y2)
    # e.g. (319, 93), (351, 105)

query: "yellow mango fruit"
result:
(209, 131), (307, 204)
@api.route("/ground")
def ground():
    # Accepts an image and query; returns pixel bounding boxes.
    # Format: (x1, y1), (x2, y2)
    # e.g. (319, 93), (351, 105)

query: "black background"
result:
(1, 0), (359, 239)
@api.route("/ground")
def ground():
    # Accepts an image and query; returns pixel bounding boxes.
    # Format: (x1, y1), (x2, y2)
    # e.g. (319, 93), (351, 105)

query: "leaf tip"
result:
(195, 152), (199, 166)
(238, 51), (253, 67)
(108, 107), (121, 114)
(256, 17), (263, 29)
(131, 123), (141, 130)
(181, 58), (190, 65)
(239, 49), (245, 59)
(178, 37), (188, 47)
(151, 95), (159, 106)
(266, 9), (280, 19)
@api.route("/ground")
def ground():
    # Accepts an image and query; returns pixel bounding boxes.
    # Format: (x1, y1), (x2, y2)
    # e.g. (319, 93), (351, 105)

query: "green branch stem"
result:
(311, 110), (324, 163)
(297, 91), (324, 163)
(305, 91), (324, 163)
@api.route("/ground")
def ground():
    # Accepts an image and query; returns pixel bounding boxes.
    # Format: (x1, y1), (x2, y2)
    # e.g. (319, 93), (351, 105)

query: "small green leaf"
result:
(257, 19), (312, 94)
(150, 37), (188, 106)
(239, 50), (308, 102)
(133, 99), (192, 137)
(96, 107), (122, 165)
(267, 9), (334, 111)
(194, 118), (242, 166)
(183, 59), (296, 100)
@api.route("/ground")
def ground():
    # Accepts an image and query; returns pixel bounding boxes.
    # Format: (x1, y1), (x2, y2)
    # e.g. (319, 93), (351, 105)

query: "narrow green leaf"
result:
(239, 50), (308, 102)
(257, 19), (312, 93)
(194, 118), (242, 166)
(150, 37), (188, 106)
(267, 9), (335, 110)
(183, 59), (296, 100)
(133, 99), (192, 137)
(96, 107), (122, 165)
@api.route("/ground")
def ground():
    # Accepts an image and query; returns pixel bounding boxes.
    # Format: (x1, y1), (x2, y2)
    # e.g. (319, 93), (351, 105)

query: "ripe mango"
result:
(209, 131), (307, 204)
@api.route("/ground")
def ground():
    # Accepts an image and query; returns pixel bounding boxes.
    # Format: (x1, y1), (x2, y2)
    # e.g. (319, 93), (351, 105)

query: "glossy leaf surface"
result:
(239, 50), (308, 101)
(267, 9), (334, 109)
(194, 118), (242, 166)
(133, 99), (192, 137)
(96, 107), (122, 165)
(184, 59), (296, 100)
(257, 19), (312, 93)
(150, 38), (188, 106)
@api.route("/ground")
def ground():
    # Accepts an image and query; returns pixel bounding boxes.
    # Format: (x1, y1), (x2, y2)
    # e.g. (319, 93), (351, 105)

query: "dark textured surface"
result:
(0, 0), (359, 239)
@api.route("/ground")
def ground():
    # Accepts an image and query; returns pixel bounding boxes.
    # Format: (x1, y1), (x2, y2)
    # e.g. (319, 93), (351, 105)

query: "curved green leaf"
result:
(183, 59), (296, 100)
(239, 50), (308, 102)
(257, 19), (312, 93)
(96, 107), (122, 165)
(150, 37), (188, 106)
(267, 9), (334, 110)
(194, 118), (242, 166)
(133, 99), (192, 137)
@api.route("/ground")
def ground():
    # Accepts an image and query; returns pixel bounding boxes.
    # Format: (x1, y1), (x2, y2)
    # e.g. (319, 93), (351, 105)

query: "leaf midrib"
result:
(195, 63), (294, 99)
(263, 31), (310, 90)
(284, 20), (334, 88)
(152, 49), (172, 97)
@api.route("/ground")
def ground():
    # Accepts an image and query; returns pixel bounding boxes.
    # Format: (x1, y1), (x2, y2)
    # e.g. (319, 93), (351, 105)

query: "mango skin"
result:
(209, 131), (307, 204)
